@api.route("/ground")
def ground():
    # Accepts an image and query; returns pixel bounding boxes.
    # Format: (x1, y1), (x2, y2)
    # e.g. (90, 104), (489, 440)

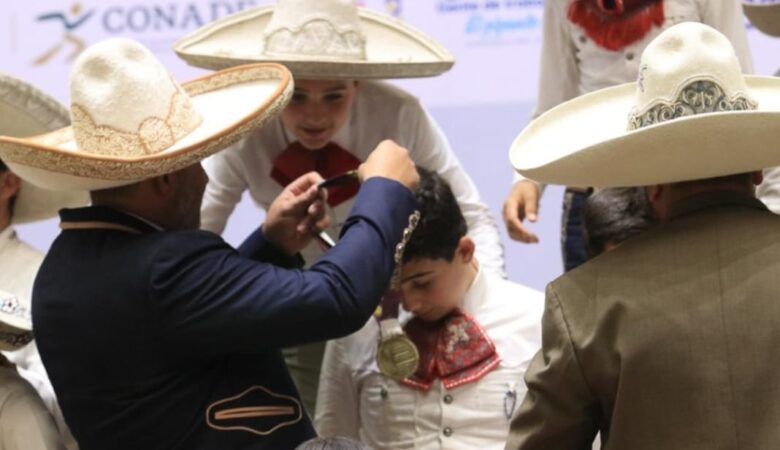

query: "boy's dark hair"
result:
(583, 187), (656, 257)
(402, 167), (467, 263)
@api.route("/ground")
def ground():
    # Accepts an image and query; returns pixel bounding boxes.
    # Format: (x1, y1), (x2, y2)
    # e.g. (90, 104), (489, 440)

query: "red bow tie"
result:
(401, 310), (500, 391)
(271, 141), (362, 207)
(568, 0), (664, 51)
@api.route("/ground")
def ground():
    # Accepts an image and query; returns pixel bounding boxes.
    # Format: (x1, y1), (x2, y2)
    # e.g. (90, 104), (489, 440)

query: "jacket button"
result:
(626, 52), (635, 61)
(443, 427), (453, 437)
(443, 394), (453, 404)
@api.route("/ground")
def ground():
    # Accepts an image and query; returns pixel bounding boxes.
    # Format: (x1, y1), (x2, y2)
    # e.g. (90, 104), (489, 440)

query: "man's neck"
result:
(0, 212), (10, 235)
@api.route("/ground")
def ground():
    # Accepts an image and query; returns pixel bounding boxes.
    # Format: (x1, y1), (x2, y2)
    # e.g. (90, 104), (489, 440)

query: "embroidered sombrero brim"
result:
(0, 289), (32, 351)
(0, 72), (88, 222)
(174, 6), (454, 79)
(510, 76), (780, 188)
(0, 63), (292, 191)
(0, 321), (32, 351)
(744, 3), (780, 37)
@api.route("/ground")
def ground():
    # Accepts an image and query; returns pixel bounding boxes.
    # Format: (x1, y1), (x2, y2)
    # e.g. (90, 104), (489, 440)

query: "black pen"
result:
(317, 170), (359, 189)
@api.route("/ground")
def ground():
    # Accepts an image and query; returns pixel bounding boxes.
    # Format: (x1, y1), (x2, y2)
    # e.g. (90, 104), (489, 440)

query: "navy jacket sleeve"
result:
(237, 226), (304, 269)
(149, 178), (416, 353)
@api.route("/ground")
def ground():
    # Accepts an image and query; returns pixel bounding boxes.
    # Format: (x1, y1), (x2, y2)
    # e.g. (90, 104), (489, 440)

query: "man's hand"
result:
(263, 172), (331, 256)
(358, 140), (419, 191)
(502, 180), (541, 243)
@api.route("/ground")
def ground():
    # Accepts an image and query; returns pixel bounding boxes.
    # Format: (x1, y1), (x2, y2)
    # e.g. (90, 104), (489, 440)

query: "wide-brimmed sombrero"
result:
(744, 1), (780, 37)
(174, 0), (454, 79)
(0, 289), (33, 351)
(0, 38), (292, 191)
(510, 22), (780, 188)
(0, 72), (88, 222)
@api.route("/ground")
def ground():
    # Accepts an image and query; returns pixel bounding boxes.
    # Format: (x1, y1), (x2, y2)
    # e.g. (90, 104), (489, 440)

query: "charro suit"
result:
(507, 192), (780, 450)
(33, 178), (416, 450)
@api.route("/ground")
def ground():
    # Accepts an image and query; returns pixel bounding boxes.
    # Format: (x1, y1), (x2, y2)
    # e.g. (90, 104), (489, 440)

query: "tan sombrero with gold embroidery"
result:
(744, 1), (780, 37)
(174, 0), (454, 79)
(510, 22), (780, 188)
(0, 38), (292, 191)
(0, 72), (88, 222)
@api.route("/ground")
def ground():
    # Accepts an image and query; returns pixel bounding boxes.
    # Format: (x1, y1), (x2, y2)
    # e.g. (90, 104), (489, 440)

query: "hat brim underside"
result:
(0, 63), (293, 191)
(744, 4), (780, 37)
(510, 76), (780, 188)
(174, 6), (454, 79)
(0, 74), (88, 220)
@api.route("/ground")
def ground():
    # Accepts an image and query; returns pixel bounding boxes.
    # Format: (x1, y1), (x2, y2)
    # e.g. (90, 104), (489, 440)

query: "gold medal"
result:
(376, 318), (419, 381)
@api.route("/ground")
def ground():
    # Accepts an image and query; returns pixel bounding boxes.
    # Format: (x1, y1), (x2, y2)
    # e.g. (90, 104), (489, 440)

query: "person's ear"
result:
(752, 170), (764, 186)
(456, 236), (476, 264)
(646, 185), (663, 203)
(149, 173), (175, 197)
(0, 171), (21, 202)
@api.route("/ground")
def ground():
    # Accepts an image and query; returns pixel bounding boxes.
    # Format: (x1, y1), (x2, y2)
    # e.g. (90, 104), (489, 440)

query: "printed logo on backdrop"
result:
(28, 1), (266, 66)
(357, 0), (403, 17)
(436, 0), (542, 44)
(33, 3), (95, 65)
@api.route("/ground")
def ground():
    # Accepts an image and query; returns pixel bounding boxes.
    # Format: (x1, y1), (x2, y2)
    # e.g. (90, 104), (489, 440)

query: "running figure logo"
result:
(33, 3), (95, 66)
(385, 0), (402, 17)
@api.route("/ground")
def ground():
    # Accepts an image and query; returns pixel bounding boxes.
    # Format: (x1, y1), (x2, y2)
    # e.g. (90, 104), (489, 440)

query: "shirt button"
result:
(443, 427), (453, 437)
(579, 35), (587, 44)
(443, 394), (453, 404)
(626, 52), (635, 61)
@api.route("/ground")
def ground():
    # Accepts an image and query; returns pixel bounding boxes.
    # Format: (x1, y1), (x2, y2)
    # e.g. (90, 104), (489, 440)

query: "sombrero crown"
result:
(0, 38), (292, 191)
(510, 22), (780, 188)
(174, 0), (453, 79)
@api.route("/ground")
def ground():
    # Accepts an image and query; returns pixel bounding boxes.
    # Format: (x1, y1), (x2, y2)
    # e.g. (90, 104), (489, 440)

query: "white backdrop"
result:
(6, 0), (780, 289)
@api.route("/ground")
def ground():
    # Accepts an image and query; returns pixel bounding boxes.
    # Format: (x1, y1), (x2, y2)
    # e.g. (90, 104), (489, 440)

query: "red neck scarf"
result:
(270, 141), (362, 207)
(400, 310), (500, 391)
(568, 0), (664, 51)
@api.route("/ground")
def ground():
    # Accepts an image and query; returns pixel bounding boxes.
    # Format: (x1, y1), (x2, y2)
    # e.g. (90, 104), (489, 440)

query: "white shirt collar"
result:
(461, 263), (487, 315)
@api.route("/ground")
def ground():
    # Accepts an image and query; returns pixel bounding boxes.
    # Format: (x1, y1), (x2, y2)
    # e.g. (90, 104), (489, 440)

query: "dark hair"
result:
(582, 187), (656, 257)
(294, 437), (370, 450)
(402, 167), (467, 263)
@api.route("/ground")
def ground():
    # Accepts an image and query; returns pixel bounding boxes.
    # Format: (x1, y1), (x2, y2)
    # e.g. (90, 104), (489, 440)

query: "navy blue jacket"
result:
(32, 178), (416, 450)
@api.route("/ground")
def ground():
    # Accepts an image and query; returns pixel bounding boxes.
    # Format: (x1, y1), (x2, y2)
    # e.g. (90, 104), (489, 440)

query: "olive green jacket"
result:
(507, 192), (780, 450)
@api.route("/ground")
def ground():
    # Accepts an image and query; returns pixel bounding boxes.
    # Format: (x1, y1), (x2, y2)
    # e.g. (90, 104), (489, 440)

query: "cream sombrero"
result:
(0, 73), (88, 222)
(174, 0), (454, 79)
(510, 22), (780, 188)
(0, 38), (292, 191)
(744, 1), (780, 37)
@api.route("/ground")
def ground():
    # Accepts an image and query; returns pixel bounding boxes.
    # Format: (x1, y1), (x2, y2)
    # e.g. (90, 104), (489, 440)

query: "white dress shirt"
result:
(515, 0), (755, 186)
(201, 80), (506, 276)
(0, 365), (64, 450)
(315, 266), (543, 450)
(0, 227), (77, 450)
(535, 0), (753, 117)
